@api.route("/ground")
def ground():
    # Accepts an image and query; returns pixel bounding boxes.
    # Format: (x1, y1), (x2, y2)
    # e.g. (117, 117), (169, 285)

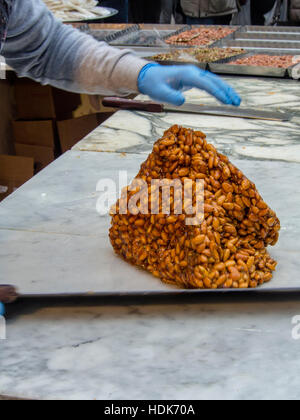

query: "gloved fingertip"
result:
(225, 88), (241, 107)
(0, 302), (5, 316)
(175, 96), (186, 107)
(234, 96), (242, 107)
(168, 92), (186, 107)
(216, 93), (231, 106)
(223, 92), (241, 107)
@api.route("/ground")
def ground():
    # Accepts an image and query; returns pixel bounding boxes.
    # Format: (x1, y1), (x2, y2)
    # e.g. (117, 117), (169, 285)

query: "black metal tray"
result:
(209, 51), (300, 78)
(90, 24), (140, 43)
(164, 25), (239, 48)
(232, 31), (300, 44)
(241, 25), (300, 34)
(150, 59), (207, 70)
(110, 26), (190, 47)
(145, 48), (247, 70)
(116, 45), (190, 59)
(145, 48), (208, 70)
(215, 39), (300, 52)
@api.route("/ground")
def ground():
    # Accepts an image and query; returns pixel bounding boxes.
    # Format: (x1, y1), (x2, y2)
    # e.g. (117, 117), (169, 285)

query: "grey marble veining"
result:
(177, 76), (300, 111)
(75, 109), (300, 162)
(0, 150), (299, 295)
(74, 76), (300, 162)
(1, 299), (300, 400)
(0, 74), (300, 400)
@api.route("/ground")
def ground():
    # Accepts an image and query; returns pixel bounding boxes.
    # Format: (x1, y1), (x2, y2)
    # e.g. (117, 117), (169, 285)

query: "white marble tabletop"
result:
(74, 77), (300, 163)
(0, 76), (300, 400)
(0, 150), (298, 295)
(2, 296), (300, 400)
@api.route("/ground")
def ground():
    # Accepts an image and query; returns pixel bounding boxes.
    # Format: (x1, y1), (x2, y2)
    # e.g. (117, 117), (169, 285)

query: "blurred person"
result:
(250, 0), (277, 25)
(180, 0), (238, 25)
(1, 0), (241, 119)
(231, 0), (251, 25)
(289, 0), (300, 22)
(160, 0), (174, 23)
(160, 0), (186, 24)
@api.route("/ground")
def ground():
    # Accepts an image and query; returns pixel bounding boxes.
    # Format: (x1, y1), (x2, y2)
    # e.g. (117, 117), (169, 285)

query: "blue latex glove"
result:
(0, 302), (4, 316)
(138, 63), (241, 107)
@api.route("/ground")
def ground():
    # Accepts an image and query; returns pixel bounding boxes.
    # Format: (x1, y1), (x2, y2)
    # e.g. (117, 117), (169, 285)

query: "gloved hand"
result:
(0, 302), (4, 316)
(138, 63), (241, 107)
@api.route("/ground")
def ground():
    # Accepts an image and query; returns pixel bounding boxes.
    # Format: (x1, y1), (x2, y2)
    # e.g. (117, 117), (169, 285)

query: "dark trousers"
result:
(186, 15), (232, 25)
(160, 0), (186, 24)
(100, 0), (129, 23)
(129, 0), (162, 23)
(250, 0), (277, 25)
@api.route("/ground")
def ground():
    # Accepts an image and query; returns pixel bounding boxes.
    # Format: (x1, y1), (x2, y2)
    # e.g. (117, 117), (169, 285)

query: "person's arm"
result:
(2, 0), (147, 95)
(2, 0), (241, 105)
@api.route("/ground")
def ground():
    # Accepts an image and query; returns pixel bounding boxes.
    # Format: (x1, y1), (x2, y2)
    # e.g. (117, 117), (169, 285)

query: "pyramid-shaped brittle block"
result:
(110, 125), (280, 289)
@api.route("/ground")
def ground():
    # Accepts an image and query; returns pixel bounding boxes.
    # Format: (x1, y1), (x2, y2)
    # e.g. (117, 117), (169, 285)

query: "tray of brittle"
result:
(165, 26), (239, 47)
(109, 26), (190, 47)
(209, 51), (300, 78)
(147, 47), (246, 69)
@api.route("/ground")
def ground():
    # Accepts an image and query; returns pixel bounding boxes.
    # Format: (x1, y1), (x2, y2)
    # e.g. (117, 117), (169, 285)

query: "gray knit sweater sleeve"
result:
(1, 0), (147, 95)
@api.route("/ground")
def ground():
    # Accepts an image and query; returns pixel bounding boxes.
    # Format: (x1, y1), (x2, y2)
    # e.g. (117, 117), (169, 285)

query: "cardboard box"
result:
(57, 114), (101, 153)
(12, 120), (56, 148)
(0, 80), (15, 155)
(14, 78), (81, 120)
(15, 143), (54, 173)
(0, 155), (34, 202)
